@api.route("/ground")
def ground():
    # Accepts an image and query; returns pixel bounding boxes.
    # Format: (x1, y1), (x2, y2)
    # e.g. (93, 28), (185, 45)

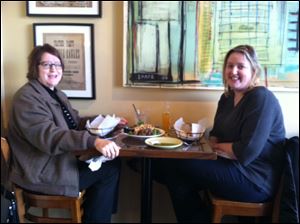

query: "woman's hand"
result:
(94, 138), (120, 159)
(212, 142), (237, 160)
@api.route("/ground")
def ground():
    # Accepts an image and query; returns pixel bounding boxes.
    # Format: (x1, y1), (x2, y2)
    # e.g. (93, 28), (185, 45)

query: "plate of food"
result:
(145, 137), (183, 149)
(123, 123), (165, 138)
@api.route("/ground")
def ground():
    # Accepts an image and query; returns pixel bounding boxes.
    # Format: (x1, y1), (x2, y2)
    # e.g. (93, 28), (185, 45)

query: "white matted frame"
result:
(34, 23), (95, 99)
(27, 1), (101, 17)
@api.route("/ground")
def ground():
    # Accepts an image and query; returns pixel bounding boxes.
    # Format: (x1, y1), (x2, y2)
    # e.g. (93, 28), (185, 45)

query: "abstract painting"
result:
(123, 1), (299, 90)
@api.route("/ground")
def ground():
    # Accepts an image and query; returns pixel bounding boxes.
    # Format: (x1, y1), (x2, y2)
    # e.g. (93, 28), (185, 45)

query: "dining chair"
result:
(206, 185), (282, 223)
(206, 136), (300, 223)
(1, 137), (84, 223)
(206, 161), (285, 223)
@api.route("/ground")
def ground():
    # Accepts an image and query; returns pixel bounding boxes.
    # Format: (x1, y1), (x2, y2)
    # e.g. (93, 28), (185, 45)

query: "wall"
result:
(1, 1), (299, 223)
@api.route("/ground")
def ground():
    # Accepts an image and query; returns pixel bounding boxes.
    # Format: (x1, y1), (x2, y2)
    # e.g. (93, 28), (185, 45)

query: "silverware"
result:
(182, 142), (192, 151)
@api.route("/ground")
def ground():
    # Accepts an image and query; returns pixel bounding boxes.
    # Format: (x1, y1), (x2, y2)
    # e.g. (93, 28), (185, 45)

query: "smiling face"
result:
(37, 52), (63, 90)
(224, 52), (253, 93)
(222, 45), (261, 95)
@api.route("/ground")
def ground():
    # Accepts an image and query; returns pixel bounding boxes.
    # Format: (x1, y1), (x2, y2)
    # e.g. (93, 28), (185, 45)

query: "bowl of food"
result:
(173, 118), (206, 142)
(86, 114), (121, 137)
(88, 126), (116, 137)
(175, 125), (205, 142)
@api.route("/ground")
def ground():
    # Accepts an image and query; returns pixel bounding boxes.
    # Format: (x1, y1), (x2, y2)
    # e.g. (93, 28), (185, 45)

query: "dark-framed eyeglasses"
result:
(39, 61), (62, 70)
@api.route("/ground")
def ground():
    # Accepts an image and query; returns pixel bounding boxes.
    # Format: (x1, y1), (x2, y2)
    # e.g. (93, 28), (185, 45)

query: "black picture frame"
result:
(27, 1), (101, 17)
(33, 23), (95, 99)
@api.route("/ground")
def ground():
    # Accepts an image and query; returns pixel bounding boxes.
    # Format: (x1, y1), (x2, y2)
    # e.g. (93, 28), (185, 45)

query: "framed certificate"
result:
(33, 23), (95, 99)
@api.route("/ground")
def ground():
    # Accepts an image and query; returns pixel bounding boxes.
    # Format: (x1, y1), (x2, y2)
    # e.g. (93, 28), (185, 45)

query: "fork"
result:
(182, 142), (192, 151)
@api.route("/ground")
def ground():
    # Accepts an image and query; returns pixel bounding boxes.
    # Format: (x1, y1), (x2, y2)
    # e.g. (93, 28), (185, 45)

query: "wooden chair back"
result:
(1, 137), (84, 223)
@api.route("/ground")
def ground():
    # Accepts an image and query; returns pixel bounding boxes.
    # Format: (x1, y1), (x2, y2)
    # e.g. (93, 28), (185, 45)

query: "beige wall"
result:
(1, 1), (299, 222)
(2, 1), (299, 135)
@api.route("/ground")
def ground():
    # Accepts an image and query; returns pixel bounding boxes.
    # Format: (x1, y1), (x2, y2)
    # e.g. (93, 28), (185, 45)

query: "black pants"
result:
(152, 158), (271, 223)
(78, 158), (121, 223)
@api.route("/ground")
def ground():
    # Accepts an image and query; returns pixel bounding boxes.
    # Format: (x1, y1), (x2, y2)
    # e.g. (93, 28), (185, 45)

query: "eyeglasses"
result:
(39, 61), (62, 70)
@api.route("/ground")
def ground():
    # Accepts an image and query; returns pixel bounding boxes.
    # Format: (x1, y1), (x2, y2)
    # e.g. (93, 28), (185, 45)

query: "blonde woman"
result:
(152, 45), (286, 222)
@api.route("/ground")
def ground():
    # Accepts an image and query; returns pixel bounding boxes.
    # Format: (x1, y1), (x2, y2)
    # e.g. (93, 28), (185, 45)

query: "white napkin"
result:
(85, 156), (112, 171)
(86, 114), (121, 136)
(87, 115), (105, 128)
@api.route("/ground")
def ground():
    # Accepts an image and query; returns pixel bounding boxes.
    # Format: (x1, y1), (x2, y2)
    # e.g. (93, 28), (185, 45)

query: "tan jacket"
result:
(8, 80), (97, 197)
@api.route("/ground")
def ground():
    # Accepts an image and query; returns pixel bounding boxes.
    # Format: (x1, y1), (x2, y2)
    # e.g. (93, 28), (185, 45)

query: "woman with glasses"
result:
(8, 44), (123, 222)
(152, 45), (286, 222)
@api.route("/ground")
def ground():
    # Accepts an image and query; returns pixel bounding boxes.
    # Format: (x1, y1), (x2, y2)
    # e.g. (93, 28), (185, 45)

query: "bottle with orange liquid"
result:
(162, 102), (171, 134)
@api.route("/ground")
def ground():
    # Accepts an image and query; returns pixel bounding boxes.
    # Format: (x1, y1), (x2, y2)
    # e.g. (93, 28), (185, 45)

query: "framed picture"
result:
(34, 23), (95, 99)
(27, 1), (101, 17)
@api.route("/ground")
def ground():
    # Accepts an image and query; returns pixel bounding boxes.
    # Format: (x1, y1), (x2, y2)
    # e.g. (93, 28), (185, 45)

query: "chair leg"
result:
(212, 206), (223, 223)
(14, 187), (25, 223)
(70, 200), (82, 223)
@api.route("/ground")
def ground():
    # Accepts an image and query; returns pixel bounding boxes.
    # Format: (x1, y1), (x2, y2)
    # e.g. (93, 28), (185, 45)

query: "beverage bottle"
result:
(162, 102), (171, 133)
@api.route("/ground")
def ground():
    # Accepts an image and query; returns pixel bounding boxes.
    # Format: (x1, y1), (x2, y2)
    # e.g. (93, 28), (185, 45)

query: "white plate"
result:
(145, 137), (183, 149)
(123, 128), (165, 139)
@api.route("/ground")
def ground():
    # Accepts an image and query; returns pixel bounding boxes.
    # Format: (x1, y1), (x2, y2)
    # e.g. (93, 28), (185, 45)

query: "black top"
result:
(210, 86), (286, 196)
(41, 84), (77, 130)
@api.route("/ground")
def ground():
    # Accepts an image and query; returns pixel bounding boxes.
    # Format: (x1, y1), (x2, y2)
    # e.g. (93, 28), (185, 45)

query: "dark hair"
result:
(222, 45), (261, 95)
(26, 44), (64, 80)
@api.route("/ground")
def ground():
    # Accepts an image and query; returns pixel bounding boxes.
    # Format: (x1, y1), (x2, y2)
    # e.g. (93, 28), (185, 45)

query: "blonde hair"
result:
(222, 45), (261, 96)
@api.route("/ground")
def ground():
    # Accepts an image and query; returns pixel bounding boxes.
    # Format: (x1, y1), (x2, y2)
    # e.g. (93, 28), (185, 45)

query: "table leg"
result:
(141, 157), (152, 223)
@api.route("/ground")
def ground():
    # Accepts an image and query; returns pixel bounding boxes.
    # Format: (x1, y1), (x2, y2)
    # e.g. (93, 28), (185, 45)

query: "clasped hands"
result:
(209, 136), (237, 160)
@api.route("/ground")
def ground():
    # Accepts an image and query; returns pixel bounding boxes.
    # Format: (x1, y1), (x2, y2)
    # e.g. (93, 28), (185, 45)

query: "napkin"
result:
(85, 156), (112, 171)
(86, 114), (121, 136)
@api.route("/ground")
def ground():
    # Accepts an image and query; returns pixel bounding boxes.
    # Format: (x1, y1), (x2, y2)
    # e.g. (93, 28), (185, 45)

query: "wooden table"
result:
(76, 134), (217, 223)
